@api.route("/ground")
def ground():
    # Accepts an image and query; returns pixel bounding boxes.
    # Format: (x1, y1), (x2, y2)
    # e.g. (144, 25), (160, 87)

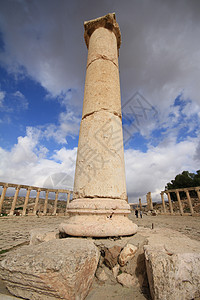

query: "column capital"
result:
(15, 185), (20, 190)
(84, 13), (121, 50)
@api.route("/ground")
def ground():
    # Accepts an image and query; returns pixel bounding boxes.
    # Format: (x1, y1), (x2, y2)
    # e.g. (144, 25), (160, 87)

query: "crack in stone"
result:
(87, 55), (118, 69)
(82, 108), (122, 121)
(73, 193), (127, 200)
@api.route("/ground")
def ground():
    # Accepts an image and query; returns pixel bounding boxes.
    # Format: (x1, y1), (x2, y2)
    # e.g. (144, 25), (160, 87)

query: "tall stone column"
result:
(53, 191), (59, 215)
(43, 190), (49, 215)
(146, 193), (150, 210)
(60, 13), (137, 237)
(160, 192), (166, 214)
(184, 189), (194, 215)
(139, 198), (142, 210)
(10, 185), (20, 216)
(166, 191), (173, 215)
(175, 190), (184, 215)
(148, 192), (153, 210)
(33, 189), (41, 215)
(0, 184), (8, 214)
(22, 187), (31, 216)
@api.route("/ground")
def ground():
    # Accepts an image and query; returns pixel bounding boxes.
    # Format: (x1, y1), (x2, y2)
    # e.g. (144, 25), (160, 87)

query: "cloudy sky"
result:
(0, 0), (199, 203)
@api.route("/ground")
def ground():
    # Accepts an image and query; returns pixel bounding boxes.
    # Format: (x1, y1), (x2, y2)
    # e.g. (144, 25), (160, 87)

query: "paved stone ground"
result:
(0, 213), (200, 299)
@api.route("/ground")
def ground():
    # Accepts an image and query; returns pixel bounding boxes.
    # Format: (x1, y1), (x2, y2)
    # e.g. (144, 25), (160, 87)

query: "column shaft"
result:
(0, 185), (8, 214)
(196, 188), (200, 202)
(65, 192), (71, 213)
(53, 191), (59, 215)
(185, 189), (194, 214)
(43, 191), (49, 215)
(33, 189), (41, 215)
(10, 186), (20, 216)
(146, 194), (150, 210)
(161, 192), (166, 213)
(166, 192), (173, 214)
(139, 198), (142, 210)
(22, 188), (31, 216)
(149, 192), (153, 210)
(175, 190), (184, 215)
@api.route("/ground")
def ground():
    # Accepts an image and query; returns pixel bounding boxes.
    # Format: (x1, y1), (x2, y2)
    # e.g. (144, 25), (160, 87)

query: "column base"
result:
(59, 198), (138, 237)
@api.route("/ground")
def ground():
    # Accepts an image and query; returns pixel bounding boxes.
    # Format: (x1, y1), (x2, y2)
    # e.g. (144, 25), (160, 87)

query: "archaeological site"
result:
(0, 13), (200, 300)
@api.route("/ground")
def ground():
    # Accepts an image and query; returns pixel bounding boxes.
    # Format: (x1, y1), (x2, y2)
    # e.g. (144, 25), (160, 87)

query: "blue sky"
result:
(0, 0), (200, 202)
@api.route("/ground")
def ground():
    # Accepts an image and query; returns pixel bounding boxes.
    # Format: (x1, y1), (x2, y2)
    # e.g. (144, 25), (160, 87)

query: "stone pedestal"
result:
(60, 13), (137, 237)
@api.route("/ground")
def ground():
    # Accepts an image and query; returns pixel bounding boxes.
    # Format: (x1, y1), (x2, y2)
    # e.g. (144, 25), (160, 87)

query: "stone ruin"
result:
(0, 13), (200, 300)
(0, 182), (72, 216)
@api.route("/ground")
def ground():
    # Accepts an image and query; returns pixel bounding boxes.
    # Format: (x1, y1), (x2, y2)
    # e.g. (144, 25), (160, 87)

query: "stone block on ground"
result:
(0, 238), (100, 300)
(144, 228), (200, 300)
(116, 273), (136, 287)
(118, 243), (137, 266)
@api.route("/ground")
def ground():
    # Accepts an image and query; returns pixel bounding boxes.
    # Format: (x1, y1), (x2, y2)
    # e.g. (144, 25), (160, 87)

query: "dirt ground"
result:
(0, 213), (200, 299)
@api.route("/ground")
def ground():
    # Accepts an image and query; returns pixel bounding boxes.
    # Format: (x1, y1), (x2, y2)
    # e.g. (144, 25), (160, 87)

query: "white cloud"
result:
(0, 127), (76, 188)
(125, 137), (199, 203)
(43, 110), (80, 144)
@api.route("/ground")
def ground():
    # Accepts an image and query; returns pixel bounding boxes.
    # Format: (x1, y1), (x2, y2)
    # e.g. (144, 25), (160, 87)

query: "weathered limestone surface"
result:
(144, 228), (200, 300)
(72, 112), (126, 200)
(29, 228), (59, 245)
(63, 13), (137, 237)
(0, 239), (100, 300)
(116, 273), (136, 287)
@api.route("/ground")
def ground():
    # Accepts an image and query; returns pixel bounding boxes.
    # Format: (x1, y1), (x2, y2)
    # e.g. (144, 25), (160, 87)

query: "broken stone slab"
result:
(29, 229), (59, 245)
(0, 238), (100, 300)
(103, 245), (122, 268)
(119, 237), (148, 290)
(144, 228), (200, 300)
(118, 244), (137, 266)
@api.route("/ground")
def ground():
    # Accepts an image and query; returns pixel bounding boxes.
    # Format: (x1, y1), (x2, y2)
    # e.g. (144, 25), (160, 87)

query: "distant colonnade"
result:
(0, 182), (72, 216)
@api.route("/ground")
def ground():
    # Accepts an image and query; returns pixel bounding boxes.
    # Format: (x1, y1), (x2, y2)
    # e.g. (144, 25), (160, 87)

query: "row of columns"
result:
(161, 187), (200, 215)
(0, 182), (72, 216)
